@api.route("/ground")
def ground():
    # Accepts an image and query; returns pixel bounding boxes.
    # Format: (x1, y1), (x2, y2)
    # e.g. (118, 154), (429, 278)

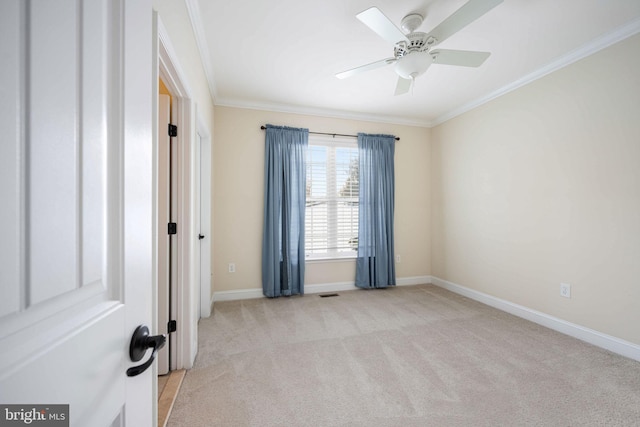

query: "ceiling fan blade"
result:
(427, 0), (503, 45)
(357, 7), (409, 45)
(431, 49), (491, 67)
(394, 77), (412, 96)
(336, 58), (396, 79)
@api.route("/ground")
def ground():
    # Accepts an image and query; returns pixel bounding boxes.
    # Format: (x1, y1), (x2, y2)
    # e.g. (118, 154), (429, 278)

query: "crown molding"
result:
(181, 3), (639, 129)
(180, 0), (429, 127)
(184, 0), (218, 102)
(214, 97), (433, 128)
(431, 17), (640, 127)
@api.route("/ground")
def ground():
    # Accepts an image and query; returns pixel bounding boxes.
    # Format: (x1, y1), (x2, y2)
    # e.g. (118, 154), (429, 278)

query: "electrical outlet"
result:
(228, 263), (236, 273)
(560, 283), (571, 298)
(396, 255), (401, 263)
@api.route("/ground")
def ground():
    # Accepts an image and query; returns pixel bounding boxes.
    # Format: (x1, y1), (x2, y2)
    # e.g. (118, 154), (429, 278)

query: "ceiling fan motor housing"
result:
(394, 32), (437, 58)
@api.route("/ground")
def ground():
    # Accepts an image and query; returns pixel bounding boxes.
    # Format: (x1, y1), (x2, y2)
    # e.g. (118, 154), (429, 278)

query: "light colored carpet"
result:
(168, 284), (640, 426)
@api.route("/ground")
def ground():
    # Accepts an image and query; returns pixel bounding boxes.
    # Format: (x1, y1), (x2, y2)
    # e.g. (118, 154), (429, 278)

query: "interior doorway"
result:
(155, 17), (212, 373)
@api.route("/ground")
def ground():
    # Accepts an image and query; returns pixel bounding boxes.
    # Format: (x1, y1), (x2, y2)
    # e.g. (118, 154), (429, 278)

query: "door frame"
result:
(156, 17), (207, 369)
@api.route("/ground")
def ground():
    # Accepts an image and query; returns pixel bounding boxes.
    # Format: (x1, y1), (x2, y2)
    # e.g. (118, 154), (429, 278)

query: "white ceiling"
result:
(190, 0), (640, 127)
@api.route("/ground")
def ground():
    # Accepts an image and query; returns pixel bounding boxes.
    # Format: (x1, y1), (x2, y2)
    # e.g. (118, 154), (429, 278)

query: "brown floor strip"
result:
(158, 370), (186, 427)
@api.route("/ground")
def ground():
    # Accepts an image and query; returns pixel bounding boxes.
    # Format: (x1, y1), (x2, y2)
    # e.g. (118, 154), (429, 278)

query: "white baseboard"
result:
(212, 276), (432, 302)
(305, 281), (357, 294)
(213, 288), (263, 302)
(209, 293), (215, 312)
(431, 276), (640, 362)
(397, 276), (433, 286)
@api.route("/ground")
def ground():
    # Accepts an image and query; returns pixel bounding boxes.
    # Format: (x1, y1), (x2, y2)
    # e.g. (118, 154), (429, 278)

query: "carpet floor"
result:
(168, 284), (640, 426)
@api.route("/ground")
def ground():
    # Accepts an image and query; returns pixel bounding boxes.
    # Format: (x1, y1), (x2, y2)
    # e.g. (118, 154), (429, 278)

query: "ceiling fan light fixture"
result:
(394, 50), (432, 79)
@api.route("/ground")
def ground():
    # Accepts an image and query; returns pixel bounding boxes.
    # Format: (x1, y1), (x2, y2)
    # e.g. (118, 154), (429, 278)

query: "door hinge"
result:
(168, 320), (177, 333)
(168, 124), (178, 137)
(168, 222), (177, 235)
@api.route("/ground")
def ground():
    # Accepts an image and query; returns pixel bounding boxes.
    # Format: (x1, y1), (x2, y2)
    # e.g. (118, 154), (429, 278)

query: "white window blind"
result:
(305, 136), (359, 259)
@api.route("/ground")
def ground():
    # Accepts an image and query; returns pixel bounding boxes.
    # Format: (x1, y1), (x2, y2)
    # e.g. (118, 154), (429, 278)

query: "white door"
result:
(194, 126), (212, 319)
(197, 131), (212, 318)
(0, 1), (155, 426)
(195, 134), (203, 317)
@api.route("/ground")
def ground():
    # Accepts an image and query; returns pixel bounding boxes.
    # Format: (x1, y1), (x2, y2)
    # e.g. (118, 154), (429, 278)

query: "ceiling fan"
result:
(336, 0), (503, 95)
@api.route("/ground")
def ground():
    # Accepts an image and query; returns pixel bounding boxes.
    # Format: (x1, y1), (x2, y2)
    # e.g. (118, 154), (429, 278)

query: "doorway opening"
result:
(157, 79), (177, 375)
(156, 17), (212, 375)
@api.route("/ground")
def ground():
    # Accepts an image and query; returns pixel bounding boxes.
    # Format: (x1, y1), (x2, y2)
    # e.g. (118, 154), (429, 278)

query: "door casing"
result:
(157, 16), (212, 369)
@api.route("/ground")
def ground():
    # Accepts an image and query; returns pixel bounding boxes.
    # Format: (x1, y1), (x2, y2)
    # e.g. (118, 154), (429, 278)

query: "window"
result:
(305, 136), (358, 259)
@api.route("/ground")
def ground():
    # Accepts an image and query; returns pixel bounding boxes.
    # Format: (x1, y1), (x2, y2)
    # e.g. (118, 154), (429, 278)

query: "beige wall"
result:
(213, 106), (431, 292)
(431, 34), (640, 345)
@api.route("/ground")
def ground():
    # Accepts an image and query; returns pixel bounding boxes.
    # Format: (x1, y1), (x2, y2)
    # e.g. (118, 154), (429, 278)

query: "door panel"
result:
(1, 0), (113, 329)
(0, 0), (22, 318)
(195, 134), (202, 318)
(0, 0), (154, 425)
(29, 0), (80, 304)
(198, 131), (212, 318)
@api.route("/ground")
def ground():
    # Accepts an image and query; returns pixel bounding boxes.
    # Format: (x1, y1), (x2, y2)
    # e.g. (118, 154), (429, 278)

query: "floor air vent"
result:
(319, 293), (339, 298)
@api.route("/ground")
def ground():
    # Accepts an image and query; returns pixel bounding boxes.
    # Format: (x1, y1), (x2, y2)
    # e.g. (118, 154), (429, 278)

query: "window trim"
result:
(305, 135), (359, 261)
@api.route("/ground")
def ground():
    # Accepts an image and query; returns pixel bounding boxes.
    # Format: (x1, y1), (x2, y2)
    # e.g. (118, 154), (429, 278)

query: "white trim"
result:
(213, 288), (263, 302)
(212, 276), (432, 302)
(396, 276), (433, 286)
(432, 17), (640, 126)
(306, 282), (357, 294)
(431, 276), (640, 362)
(178, 12), (640, 129)
(177, 99), (195, 369)
(309, 133), (355, 146)
(184, 0), (217, 102)
(157, 16), (198, 370)
(306, 256), (357, 264)
(157, 19), (192, 99)
(178, 2), (640, 129)
(215, 98), (432, 128)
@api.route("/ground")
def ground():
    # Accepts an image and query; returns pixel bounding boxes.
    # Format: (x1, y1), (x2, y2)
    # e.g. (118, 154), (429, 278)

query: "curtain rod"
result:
(260, 126), (400, 141)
